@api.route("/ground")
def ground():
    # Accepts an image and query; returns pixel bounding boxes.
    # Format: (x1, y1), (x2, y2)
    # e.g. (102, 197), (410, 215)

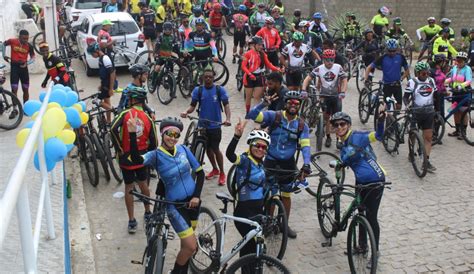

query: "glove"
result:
(53, 76), (60, 83)
(301, 164), (311, 175)
(41, 80), (47, 88)
(339, 92), (346, 100)
(249, 74), (256, 81)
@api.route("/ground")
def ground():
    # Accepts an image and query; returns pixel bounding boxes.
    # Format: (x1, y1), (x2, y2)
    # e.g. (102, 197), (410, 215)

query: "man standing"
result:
(39, 42), (70, 88)
(181, 68), (231, 186)
(265, 72), (289, 111)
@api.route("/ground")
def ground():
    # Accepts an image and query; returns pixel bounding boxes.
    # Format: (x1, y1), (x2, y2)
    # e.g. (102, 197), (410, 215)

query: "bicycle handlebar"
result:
(187, 115), (230, 126)
(129, 190), (188, 206)
(325, 182), (392, 190)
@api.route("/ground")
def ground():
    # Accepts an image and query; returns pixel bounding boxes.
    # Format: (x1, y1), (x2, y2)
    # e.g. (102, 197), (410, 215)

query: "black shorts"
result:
(413, 111), (434, 130)
(321, 96), (342, 115)
(233, 30), (246, 47)
(143, 27), (157, 40)
(285, 70), (303, 87)
(156, 23), (163, 33)
(264, 158), (297, 195)
(244, 73), (265, 88)
(383, 83), (402, 105)
(122, 166), (149, 184)
(211, 27), (222, 35)
(10, 63), (29, 88)
(205, 128), (222, 150)
(98, 86), (111, 100)
(266, 50), (279, 67)
(451, 91), (470, 105)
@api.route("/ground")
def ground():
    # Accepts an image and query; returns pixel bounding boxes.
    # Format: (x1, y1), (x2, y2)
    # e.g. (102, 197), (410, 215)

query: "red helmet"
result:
(213, 3), (221, 10)
(322, 49), (336, 59)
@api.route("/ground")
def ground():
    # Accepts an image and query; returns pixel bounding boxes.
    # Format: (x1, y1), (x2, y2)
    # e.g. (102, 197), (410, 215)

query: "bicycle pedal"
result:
(167, 231), (175, 240)
(131, 260), (143, 265)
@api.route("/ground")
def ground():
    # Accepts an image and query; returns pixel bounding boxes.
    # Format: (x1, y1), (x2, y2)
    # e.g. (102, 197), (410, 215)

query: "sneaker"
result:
(128, 219), (138, 234)
(232, 56), (236, 64)
(426, 162), (436, 173)
(448, 130), (460, 137)
(9, 109), (18, 120)
(325, 136), (332, 148)
(287, 226), (297, 239)
(218, 172), (226, 186)
(205, 169), (220, 180)
(144, 211), (152, 222)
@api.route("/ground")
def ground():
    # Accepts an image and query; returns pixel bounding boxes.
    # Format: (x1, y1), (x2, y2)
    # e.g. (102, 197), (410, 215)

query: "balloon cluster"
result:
(16, 84), (89, 172)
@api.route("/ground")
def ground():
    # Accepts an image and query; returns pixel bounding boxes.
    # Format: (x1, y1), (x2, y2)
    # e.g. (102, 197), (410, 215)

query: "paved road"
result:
(69, 35), (474, 273)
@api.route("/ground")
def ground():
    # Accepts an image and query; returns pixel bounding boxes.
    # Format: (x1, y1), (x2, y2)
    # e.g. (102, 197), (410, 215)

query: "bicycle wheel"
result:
(193, 140), (206, 165)
(263, 197), (288, 260)
(190, 206), (222, 273)
(236, 65), (244, 92)
(177, 66), (193, 98)
(358, 88), (371, 124)
(316, 177), (337, 238)
(145, 229), (166, 274)
(382, 115), (399, 153)
(404, 45), (413, 66)
(372, 100), (381, 131)
(80, 135), (99, 187)
(91, 133), (111, 181)
(432, 112), (445, 146)
(217, 37), (227, 60)
(157, 71), (176, 105)
(460, 107), (474, 146)
(134, 50), (154, 66)
(306, 151), (345, 197)
(0, 89), (23, 130)
(315, 115), (324, 152)
(226, 164), (237, 198)
(183, 120), (197, 148)
(347, 215), (377, 274)
(32, 31), (45, 54)
(226, 254), (291, 274)
(104, 132), (123, 182)
(356, 64), (366, 94)
(408, 130), (427, 178)
(212, 60), (229, 86)
(147, 66), (158, 94)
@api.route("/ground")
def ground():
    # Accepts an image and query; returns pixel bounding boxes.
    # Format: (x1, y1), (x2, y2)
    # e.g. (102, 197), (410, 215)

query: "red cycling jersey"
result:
(256, 27), (281, 50)
(241, 49), (279, 85)
(209, 10), (223, 28)
(4, 38), (34, 64)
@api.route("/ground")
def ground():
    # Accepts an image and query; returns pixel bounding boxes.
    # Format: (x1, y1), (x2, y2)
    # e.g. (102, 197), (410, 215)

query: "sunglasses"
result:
(286, 99), (301, 106)
(251, 142), (268, 151)
(333, 122), (347, 128)
(323, 58), (335, 62)
(164, 131), (181, 139)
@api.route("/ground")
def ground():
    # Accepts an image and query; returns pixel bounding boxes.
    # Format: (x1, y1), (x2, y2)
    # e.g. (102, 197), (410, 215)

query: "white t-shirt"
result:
(311, 63), (346, 95)
(281, 42), (312, 68)
(405, 77), (436, 107)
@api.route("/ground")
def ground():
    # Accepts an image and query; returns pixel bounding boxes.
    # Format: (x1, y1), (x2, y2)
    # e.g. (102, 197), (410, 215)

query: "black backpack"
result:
(268, 111), (305, 139)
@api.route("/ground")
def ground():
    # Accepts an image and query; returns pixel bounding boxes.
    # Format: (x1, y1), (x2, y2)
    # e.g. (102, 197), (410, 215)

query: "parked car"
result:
(65, 0), (102, 28)
(76, 12), (148, 76)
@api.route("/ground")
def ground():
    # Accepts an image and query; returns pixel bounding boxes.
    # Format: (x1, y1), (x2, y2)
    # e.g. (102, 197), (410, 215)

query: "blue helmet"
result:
(312, 12), (322, 19)
(386, 38), (399, 50)
(87, 42), (100, 54)
(195, 18), (206, 25)
(238, 4), (246, 11)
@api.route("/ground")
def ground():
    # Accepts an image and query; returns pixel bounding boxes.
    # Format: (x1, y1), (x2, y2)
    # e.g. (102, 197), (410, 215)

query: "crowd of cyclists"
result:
(3, 0), (473, 273)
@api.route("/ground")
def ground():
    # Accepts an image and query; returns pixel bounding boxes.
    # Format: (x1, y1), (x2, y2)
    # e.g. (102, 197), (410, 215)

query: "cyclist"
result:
(273, 0), (284, 15)
(226, 122), (272, 264)
(271, 6), (287, 43)
(309, 12), (331, 40)
(180, 68), (232, 186)
(416, 17), (442, 61)
(430, 54), (449, 123)
(460, 28), (470, 51)
(21, 0), (41, 20)
(385, 17), (414, 48)
(432, 28), (457, 60)
(370, 6), (390, 37)
(38, 43), (70, 88)
(290, 9), (303, 32)
(231, 5), (250, 64)
(176, 0), (192, 18)
(298, 20), (323, 66)
(127, 116), (204, 274)
(329, 110), (386, 254)
(280, 31), (319, 91)
(189, 6), (209, 31)
(118, 64), (156, 118)
(127, 0), (142, 22)
(104, 0), (119, 12)
(301, 49), (348, 148)
(139, 2), (156, 61)
(209, 3), (227, 54)
(111, 86), (156, 233)
(246, 90), (311, 239)
(444, 52), (472, 138)
(343, 12), (362, 44)
(403, 62), (437, 172)
(97, 19), (115, 57)
(155, 0), (175, 36)
(178, 16), (192, 43)
(438, 18), (455, 42)
(183, 18), (218, 65)
(256, 17), (281, 66)
(364, 39), (410, 111)
(249, 3), (269, 35)
(353, 29), (380, 80)
(2, 29), (35, 112)
(265, 72), (289, 111)
(87, 42), (117, 123)
(241, 36), (281, 113)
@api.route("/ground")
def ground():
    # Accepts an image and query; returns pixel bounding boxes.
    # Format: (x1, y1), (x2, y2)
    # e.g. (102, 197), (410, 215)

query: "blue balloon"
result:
(24, 121), (35, 128)
(34, 152), (56, 172)
(64, 86), (73, 93)
(64, 107), (81, 128)
(23, 100), (42, 116)
(45, 137), (68, 162)
(66, 144), (74, 152)
(49, 89), (67, 106)
(78, 101), (87, 112)
(53, 84), (65, 90)
(65, 91), (79, 107)
(39, 92), (46, 102)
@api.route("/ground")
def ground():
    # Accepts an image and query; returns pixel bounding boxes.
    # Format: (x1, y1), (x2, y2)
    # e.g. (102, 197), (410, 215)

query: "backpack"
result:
(230, 152), (253, 198)
(197, 85), (224, 114)
(268, 111), (305, 139)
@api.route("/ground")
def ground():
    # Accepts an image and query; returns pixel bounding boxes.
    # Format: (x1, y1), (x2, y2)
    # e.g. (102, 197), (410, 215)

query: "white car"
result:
(76, 12), (149, 76)
(66, 0), (102, 28)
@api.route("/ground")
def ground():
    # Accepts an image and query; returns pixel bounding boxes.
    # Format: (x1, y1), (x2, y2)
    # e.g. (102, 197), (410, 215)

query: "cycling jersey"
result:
(98, 54), (117, 90)
(438, 27), (455, 42)
(155, 5), (168, 23)
(445, 65), (472, 89)
(303, 31), (323, 51)
(281, 42), (312, 68)
(154, 34), (178, 57)
(247, 104), (311, 165)
(343, 21), (361, 39)
(241, 49), (279, 75)
(177, 0), (192, 15)
(385, 27), (409, 41)
(232, 151), (267, 201)
(416, 24), (442, 41)
(128, 0), (141, 13)
(4, 38), (34, 64)
(256, 27), (281, 50)
(232, 13), (249, 31)
(405, 77), (436, 107)
(184, 30), (217, 57)
(310, 64), (346, 95)
(430, 67), (447, 94)
(249, 11), (269, 28)
(370, 53), (408, 84)
(190, 85), (229, 129)
(432, 37), (457, 58)
(370, 14), (388, 35)
(274, 17), (287, 34)
(178, 24), (192, 41)
(104, 3), (119, 12)
(140, 9), (156, 31)
(189, 15), (210, 31)
(309, 21), (328, 36)
(209, 10), (223, 28)
(42, 53), (69, 84)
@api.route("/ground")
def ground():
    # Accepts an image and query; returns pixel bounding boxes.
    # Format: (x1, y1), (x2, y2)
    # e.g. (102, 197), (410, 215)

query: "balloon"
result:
(16, 128), (31, 148)
(57, 129), (76, 145)
(65, 91), (79, 107)
(78, 101), (86, 112)
(80, 112), (89, 125)
(42, 108), (67, 140)
(23, 100), (42, 116)
(72, 103), (83, 113)
(34, 151), (56, 172)
(39, 92), (46, 102)
(53, 84), (65, 90)
(64, 107), (81, 128)
(47, 102), (61, 109)
(24, 121), (35, 128)
(49, 89), (67, 106)
(32, 111), (39, 120)
(66, 144), (74, 152)
(64, 86), (73, 93)
(45, 137), (68, 162)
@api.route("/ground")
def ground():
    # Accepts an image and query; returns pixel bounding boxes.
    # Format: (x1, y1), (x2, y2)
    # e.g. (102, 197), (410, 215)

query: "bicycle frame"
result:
(441, 92), (472, 127)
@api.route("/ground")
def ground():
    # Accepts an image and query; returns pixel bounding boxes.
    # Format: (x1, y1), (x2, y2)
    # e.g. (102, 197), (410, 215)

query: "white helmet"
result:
(247, 130), (271, 145)
(456, 51), (468, 60)
(298, 20), (309, 28)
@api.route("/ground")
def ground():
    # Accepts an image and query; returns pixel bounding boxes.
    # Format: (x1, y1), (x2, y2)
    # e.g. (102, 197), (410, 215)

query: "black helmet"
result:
(461, 28), (469, 37)
(330, 112), (352, 125)
(251, 35), (264, 45)
(192, 6), (202, 15)
(159, 117), (183, 133)
(363, 28), (374, 36)
(127, 86), (147, 101)
(129, 64), (148, 77)
(283, 90), (302, 102)
(163, 21), (174, 30)
(293, 9), (301, 17)
(433, 54), (446, 63)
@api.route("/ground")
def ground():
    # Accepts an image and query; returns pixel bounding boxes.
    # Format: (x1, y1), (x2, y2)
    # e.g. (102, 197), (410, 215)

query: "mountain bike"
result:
(148, 57), (177, 105)
(190, 192), (290, 273)
(112, 37), (154, 68)
(358, 80), (397, 130)
(214, 29), (227, 61)
(300, 87), (325, 151)
(235, 54), (244, 92)
(0, 64), (23, 130)
(179, 58), (230, 95)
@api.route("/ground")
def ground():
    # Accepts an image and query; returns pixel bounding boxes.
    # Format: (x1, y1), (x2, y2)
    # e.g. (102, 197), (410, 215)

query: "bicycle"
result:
(316, 159), (391, 274)
(148, 57), (178, 105)
(0, 64), (23, 130)
(112, 36), (154, 68)
(235, 54), (244, 92)
(179, 58), (230, 95)
(358, 80), (397, 131)
(299, 86), (325, 151)
(190, 192), (290, 273)
(214, 29), (227, 61)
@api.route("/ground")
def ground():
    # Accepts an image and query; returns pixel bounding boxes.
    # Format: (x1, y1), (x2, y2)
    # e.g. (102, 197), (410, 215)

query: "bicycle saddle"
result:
(215, 192), (234, 203)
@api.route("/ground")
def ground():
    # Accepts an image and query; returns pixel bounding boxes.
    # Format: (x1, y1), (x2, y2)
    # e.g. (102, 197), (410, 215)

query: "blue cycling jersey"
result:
(191, 85), (229, 129)
(233, 153), (267, 201)
(143, 145), (202, 201)
(371, 53), (408, 84)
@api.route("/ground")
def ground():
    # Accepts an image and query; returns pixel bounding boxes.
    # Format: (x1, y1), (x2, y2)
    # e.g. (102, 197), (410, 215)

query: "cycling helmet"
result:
(257, 3), (265, 8)
(456, 51), (469, 60)
(330, 112), (352, 125)
(293, 9), (301, 17)
(195, 18), (206, 25)
(265, 17), (275, 24)
(321, 49), (336, 59)
(461, 28), (469, 37)
(127, 86), (147, 101)
(38, 42), (49, 49)
(393, 17), (402, 25)
(440, 27), (450, 34)
(247, 130), (271, 145)
(192, 6), (202, 15)
(345, 12), (355, 19)
(363, 28), (374, 36)
(163, 21), (174, 30)
(86, 42), (100, 54)
(440, 18), (451, 24)
(379, 6), (390, 16)
(283, 90), (302, 102)
(159, 117), (184, 133)
(238, 4), (246, 12)
(292, 31), (304, 41)
(427, 17), (436, 22)
(138, 2), (147, 8)
(433, 54), (446, 63)
(213, 3), (221, 10)
(298, 20), (309, 28)
(312, 12), (322, 19)
(386, 38), (399, 50)
(414, 61), (430, 73)
(160, 0), (166, 4)
(129, 63), (148, 77)
(251, 35), (264, 45)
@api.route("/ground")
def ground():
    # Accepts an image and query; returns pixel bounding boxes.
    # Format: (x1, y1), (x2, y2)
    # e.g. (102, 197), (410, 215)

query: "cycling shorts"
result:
(413, 111), (434, 130)
(285, 70), (303, 87)
(383, 83), (402, 106)
(98, 86), (112, 100)
(143, 28), (157, 40)
(211, 27), (222, 36)
(421, 41), (432, 51)
(167, 201), (200, 239)
(321, 96), (342, 115)
(122, 166), (149, 184)
(205, 128), (222, 150)
(156, 23), (163, 33)
(266, 51), (279, 67)
(233, 30), (246, 47)
(244, 73), (265, 88)
(10, 63), (30, 89)
(263, 157), (297, 197)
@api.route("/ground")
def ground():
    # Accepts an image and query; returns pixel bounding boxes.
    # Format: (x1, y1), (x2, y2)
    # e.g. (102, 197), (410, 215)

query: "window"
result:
(75, 0), (102, 10)
(91, 20), (139, 36)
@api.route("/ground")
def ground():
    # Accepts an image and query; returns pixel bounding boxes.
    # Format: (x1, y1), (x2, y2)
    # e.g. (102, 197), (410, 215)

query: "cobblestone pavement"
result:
(70, 35), (474, 273)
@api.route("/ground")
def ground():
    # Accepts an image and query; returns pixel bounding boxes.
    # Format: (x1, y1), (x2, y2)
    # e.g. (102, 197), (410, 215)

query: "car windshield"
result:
(91, 20), (139, 36)
(75, 0), (102, 9)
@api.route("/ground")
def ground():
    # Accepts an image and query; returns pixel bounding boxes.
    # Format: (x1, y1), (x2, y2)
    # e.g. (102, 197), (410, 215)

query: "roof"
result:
(88, 12), (134, 24)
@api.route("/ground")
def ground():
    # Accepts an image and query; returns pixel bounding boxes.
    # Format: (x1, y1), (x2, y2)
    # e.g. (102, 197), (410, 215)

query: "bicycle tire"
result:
(217, 37), (227, 60)
(432, 112), (445, 146)
(316, 177), (337, 238)
(372, 100), (381, 131)
(460, 107), (474, 146)
(91, 133), (111, 181)
(190, 206), (222, 273)
(355, 64), (366, 94)
(0, 89), (23, 130)
(183, 120), (197, 148)
(193, 140), (206, 165)
(147, 66), (158, 94)
(408, 130), (427, 178)
(347, 215), (377, 274)
(226, 164), (237, 198)
(225, 254), (290, 274)
(134, 50), (154, 66)
(178, 66), (193, 98)
(358, 88), (371, 124)
(145, 231), (166, 274)
(81, 135), (99, 187)
(212, 60), (229, 86)
(236, 64), (243, 92)
(157, 71), (176, 105)
(263, 198), (288, 260)
(32, 31), (45, 54)
(69, 73), (78, 92)
(104, 133), (123, 183)
(315, 115), (324, 152)
(306, 151), (345, 197)
(382, 115), (399, 154)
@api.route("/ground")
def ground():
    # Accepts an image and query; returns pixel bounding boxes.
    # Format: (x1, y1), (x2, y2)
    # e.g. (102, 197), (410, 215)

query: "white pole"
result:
(16, 183), (36, 273)
(44, 0), (58, 51)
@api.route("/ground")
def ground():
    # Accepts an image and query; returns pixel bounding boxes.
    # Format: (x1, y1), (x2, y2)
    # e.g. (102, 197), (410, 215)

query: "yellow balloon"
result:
(72, 103), (83, 113)
(16, 128), (31, 148)
(32, 111), (39, 120)
(57, 129), (76, 144)
(64, 123), (71, 129)
(80, 112), (89, 125)
(47, 102), (61, 109)
(42, 108), (67, 140)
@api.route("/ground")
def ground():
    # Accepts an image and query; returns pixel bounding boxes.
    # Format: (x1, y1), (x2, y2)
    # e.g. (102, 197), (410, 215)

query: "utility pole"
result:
(309, 0), (316, 15)
(440, 0), (446, 19)
(44, 0), (59, 51)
